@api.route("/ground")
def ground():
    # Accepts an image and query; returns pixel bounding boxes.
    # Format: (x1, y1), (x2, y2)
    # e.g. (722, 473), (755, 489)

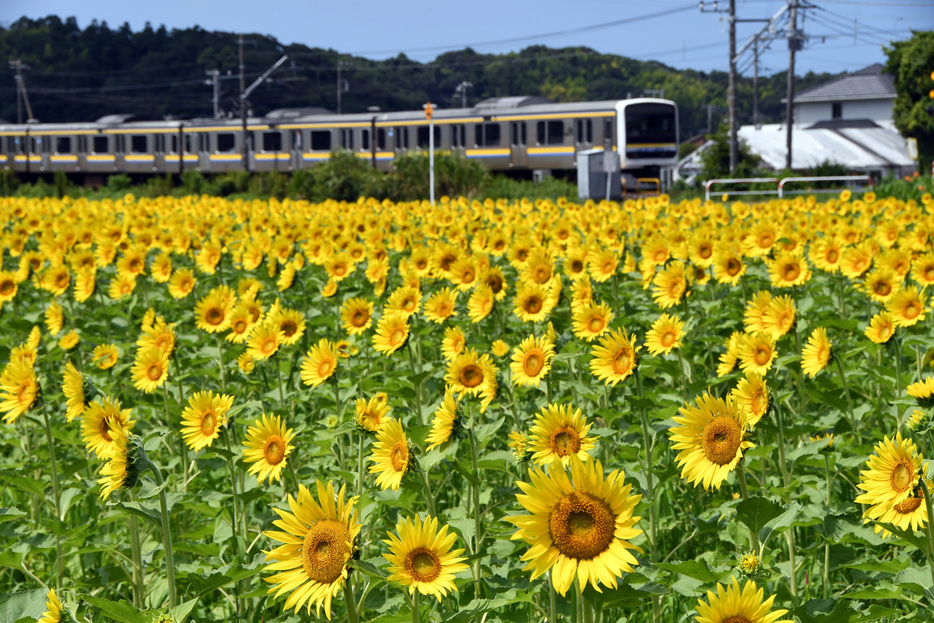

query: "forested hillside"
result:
(0, 15), (835, 139)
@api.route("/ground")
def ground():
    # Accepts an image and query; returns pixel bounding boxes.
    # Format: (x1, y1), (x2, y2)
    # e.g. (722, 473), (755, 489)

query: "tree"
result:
(700, 123), (759, 180)
(885, 30), (934, 176)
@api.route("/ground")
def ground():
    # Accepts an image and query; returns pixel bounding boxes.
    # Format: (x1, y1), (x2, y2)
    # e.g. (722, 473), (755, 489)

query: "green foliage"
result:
(107, 173), (133, 192)
(885, 30), (934, 174)
(699, 123), (760, 180)
(308, 150), (384, 202)
(383, 151), (490, 201)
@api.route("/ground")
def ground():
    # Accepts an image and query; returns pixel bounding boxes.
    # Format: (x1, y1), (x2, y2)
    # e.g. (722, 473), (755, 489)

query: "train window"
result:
(536, 120), (564, 145)
(292, 131), (302, 150)
(340, 129), (354, 150)
(93, 136), (108, 154)
(169, 134), (179, 154)
(576, 119), (593, 144)
(510, 122), (528, 146)
(199, 134), (209, 153)
(154, 135), (165, 154)
(475, 123), (501, 147)
(395, 127), (408, 149)
(361, 129), (370, 151)
(262, 131), (282, 152)
(78, 136), (87, 153)
(377, 128), (386, 150)
(116, 135), (126, 154)
(311, 130), (331, 151)
(216, 133), (236, 153)
(130, 135), (147, 153)
(14, 137), (23, 153)
(416, 126), (441, 148)
(55, 137), (72, 154)
(36, 137), (50, 154)
(604, 120), (614, 146)
(450, 124), (466, 148)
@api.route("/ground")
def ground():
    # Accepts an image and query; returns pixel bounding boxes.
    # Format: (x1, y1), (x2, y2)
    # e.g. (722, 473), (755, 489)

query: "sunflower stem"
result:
(548, 572), (557, 623)
(215, 334), (227, 393)
(736, 463), (759, 553)
(275, 353), (286, 407)
(128, 495), (145, 608)
(146, 463), (177, 609)
(406, 341), (424, 426)
(357, 433), (365, 500)
(919, 479), (934, 586)
(344, 575), (359, 623)
(822, 454), (832, 600)
(412, 589), (420, 623)
(894, 336), (904, 431)
(833, 355), (857, 432)
(39, 400), (63, 593)
(774, 403), (798, 603)
(468, 423), (482, 589)
(634, 366), (663, 621)
(222, 426), (244, 616)
(675, 346), (689, 402)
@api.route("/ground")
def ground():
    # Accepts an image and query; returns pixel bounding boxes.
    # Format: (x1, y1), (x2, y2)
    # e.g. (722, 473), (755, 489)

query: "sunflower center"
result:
(611, 348), (633, 375)
(0, 280), (14, 295)
(874, 281), (891, 296)
(459, 364), (484, 388)
(571, 260), (584, 273)
(722, 616), (753, 623)
(891, 461), (915, 493)
(146, 362), (164, 381)
(206, 308), (225, 326)
(894, 495), (923, 514)
(523, 351), (545, 377)
(402, 298), (417, 312)
(264, 434), (286, 465)
(726, 258), (741, 275)
(660, 329), (676, 348)
(903, 301), (921, 319)
(782, 263), (800, 281)
(699, 243), (712, 259)
(100, 417), (114, 442)
(405, 548), (442, 583)
(524, 296), (543, 314)
(702, 415), (743, 466)
(301, 519), (350, 584)
(826, 249), (839, 263)
(261, 336), (278, 355)
(588, 316), (606, 333)
(753, 345), (771, 365)
(750, 389), (766, 415)
(550, 427), (581, 457)
(390, 440), (409, 472)
(532, 265), (550, 283)
(351, 310), (368, 326)
(487, 274), (504, 293)
(200, 411), (217, 436)
(461, 268), (476, 284)
(318, 358), (334, 377)
(281, 320), (297, 338)
(232, 319), (248, 334)
(548, 492), (615, 560)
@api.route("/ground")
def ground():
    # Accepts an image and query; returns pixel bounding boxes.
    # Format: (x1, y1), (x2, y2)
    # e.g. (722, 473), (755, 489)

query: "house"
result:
(793, 63), (896, 127)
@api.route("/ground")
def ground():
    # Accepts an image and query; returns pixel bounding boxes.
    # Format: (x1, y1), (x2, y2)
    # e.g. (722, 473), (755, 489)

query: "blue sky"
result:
(4, 0), (933, 77)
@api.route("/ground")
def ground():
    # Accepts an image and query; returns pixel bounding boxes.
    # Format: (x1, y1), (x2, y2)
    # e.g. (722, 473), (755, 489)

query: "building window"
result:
(831, 102), (842, 119)
(311, 130), (331, 151)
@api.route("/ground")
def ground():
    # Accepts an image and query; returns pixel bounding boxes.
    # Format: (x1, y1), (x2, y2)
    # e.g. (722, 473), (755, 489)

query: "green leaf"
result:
(758, 502), (801, 546)
(182, 560), (265, 598)
(112, 500), (162, 530)
(0, 588), (47, 623)
(654, 559), (729, 583)
(894, 565), (934, 599)
(83, 596), (148, 623)
(735, 496), (784, 537)
(0, 507), (26, 523)
(169, 598), (199, 623)
(58, 488), (81, 521)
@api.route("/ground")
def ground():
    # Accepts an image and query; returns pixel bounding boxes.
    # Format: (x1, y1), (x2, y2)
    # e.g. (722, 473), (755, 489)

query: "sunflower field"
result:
(1, 189), (934, 623)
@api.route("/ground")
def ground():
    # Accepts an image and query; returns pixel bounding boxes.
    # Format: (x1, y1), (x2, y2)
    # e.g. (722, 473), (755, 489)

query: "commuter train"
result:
(0, 96), (678, 187)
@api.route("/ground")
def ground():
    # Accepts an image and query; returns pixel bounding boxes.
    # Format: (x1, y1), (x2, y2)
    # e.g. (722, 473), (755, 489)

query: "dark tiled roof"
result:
(795, 63), (895, 102)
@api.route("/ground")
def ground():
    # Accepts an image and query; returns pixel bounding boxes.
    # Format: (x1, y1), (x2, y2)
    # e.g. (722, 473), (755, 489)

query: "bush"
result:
(106, 173), (132, 192)
(309, 150), (384, 202)
(383, 151), (490, 201)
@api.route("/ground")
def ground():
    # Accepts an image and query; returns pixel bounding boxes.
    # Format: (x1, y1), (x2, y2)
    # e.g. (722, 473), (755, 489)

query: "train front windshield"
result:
(624, 103), (677, 160)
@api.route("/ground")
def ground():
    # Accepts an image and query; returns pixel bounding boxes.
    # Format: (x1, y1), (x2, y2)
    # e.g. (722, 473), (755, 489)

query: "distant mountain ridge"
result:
(0, 15), (838, 140)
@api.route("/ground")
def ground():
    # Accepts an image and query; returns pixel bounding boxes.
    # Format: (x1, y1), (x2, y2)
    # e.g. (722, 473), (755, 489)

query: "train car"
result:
(0, 96), (678, 187)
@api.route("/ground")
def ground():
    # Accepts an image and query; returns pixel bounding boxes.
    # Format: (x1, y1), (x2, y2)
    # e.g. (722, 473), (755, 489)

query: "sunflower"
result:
(588, 248), (619, 283)
(768, 251), (811, 288)
(356, 395), (392, 432)
(180, 391), (234, 451)
(63, 362), (87, 422)
(36, 589), (63, 623)
(510, 334), (556, 387)
(482, 265), (508, 300)
(0, 270), (18, 303)
(467, 284), (495, 323)
(383, 514), (470, 600)
(372, 311), (410, 356)
(131, 347), (170, 393)
(138, 317), (176, 356)
(506, 456), (643, 596)
(863, 268), (901, 304)
(854, 432), (924, 509)
(264, 480), (360, 619)
(225, 304), (256, 344)
(801, 327), (832, 378)
(9, 343), (36, 367)
(906, 376), (934, 409)
(590, 328), (640, 386)
(651, 261), (688, 308)
(340, 297), (374, 335)
(713, 249), (746, 286)
(387, 285), (421, 318)
(82, 397), (135, 458)
(423, 287), (459, 323)
(446, 349), (495, 397)
(98, 422), (140, 500)
(426, 389), (459, 450)
(491, 339), (510, 358)
(0, 360), (38, 424)
(513, 281), (552, 323)
(761, 295), (795, 340)
(742, 291), (772, 334)
(885, 286), (926, 327)
(737, 333), (776, 377)
(840, 243), (874, 279)
(368, 419), (410, 491)
(108, 273), (137, 300)
(669, 392), (754, 490)
(645, 313), (685, 355)
(527, 403), (598, 466)
(300, 339), (340, 387)
(730, 373), (769, 427)
(243, 413), (296, 484)
(694, 576), (792, 623)
(911, 252), (934, 287)
(168, 267), (197, 299)
(194, 286), (236, 333)
(237, 352), (255, 374)
(269, 306), (306, 346)
(73, 267), (96, 302)
(441, 326), (466, 361)
(865, 311), (896, 344)
(571, 301), (614, 342)
(92, 343), (120, 370)
(58, 330), (80, 350)
(247, 323), (283, 362)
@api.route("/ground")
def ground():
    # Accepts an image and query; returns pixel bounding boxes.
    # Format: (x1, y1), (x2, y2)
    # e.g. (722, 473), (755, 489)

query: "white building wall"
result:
(795, 98), (894, 126)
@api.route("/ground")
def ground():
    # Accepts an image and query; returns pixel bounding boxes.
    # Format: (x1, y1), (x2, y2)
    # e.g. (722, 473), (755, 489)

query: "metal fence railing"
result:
(703, 175), (873, 201)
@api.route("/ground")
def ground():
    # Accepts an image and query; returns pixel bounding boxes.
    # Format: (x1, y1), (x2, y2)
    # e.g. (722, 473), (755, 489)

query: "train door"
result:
(510, 121), (528, 168)
(290, 130), (302, 171)
(36, 134), (50, 172)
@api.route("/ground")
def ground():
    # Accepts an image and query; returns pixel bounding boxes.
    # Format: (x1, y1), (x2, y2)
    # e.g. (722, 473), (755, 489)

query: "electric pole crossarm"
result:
(734, 5), (790, 62)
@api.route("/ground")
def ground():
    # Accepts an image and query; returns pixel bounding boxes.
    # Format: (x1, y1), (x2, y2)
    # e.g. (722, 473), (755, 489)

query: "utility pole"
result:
(205, 69), (220, 118)
(786, 0), (799, 170)
(455, 81), (473, 108)
(240, 34), (248, 171)
(753, 39), (760, 129)
(728, 0), (737, 173)
(10, 60), (35, 124)
(336, 60), (350, 114)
